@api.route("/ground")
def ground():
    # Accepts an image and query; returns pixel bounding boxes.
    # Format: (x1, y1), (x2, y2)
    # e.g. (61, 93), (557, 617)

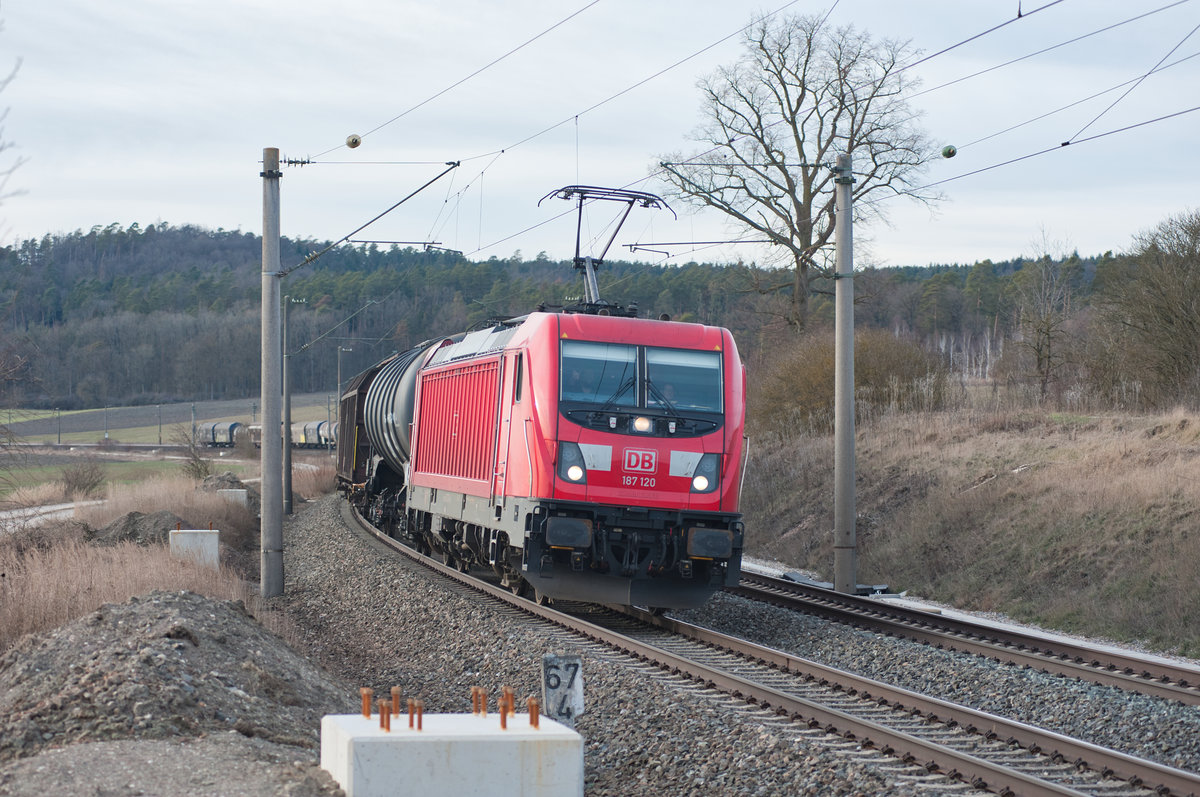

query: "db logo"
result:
(623, 448), (657, 473)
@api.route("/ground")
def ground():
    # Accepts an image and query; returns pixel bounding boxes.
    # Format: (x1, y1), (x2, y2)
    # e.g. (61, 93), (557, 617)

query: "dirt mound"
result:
(0, 590), (352, 765)
(86, 510), (188, 546)
(202, 471), (261, 515)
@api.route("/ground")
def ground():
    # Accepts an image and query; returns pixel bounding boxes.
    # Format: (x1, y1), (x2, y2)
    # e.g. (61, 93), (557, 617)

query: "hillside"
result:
(742, 404), (1200, 657)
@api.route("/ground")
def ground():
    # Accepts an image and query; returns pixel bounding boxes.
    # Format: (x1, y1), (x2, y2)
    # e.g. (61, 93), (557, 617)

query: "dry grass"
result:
(743, 404), (1200, 656)
(75, 475), (260, 553)
(0, 531), (264, 654)
(7, 481), (69, 507)
(0, 467), (323, 654)
(0, 437), (343, 655)
(292, 461), (336, 500)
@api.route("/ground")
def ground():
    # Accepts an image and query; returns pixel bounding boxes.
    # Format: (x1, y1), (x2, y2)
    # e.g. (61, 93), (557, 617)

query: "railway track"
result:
(731, 571), (1200, 707)
(349, 505), (1200, 797)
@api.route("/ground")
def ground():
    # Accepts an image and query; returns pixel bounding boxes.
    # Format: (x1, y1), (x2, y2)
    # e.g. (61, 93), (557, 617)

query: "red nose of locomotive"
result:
(554, 436), (733, 511)
(551, 325), (742, 513)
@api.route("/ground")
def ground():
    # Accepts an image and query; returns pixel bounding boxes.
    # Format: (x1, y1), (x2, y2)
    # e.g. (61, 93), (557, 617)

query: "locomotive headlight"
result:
(557, 441), (587, 484)
(632, 416), (653, 433)
(690, 453), (720, 493)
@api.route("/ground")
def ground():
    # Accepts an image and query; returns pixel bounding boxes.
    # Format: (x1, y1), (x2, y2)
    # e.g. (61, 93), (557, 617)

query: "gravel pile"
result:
(0, 590), (348, 795)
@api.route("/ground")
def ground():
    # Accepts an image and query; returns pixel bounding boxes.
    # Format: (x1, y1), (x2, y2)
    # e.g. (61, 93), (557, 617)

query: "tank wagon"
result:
(338, 310), (747, 609)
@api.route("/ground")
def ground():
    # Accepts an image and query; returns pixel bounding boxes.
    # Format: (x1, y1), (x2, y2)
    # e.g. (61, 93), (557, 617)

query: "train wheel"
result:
(533, 588), (550, 606)
(508, 578), (528, 598)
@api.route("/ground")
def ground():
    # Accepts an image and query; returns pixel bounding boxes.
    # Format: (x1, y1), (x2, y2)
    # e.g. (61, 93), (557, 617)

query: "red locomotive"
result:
(337, 187), (746, 608)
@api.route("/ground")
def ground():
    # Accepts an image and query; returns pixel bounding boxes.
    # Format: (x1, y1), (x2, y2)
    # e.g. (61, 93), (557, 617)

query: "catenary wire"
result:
(890, 0), (1068, 77)
(461, 0), (807, 163)
(1066, 19), (1200, 142)
(960, 49), (1200, 149)
(277, 162), (460, 277)
(411, 0), (811, 259)
(322, 0), (1043, 260)
(313, 1), (1181, 266)
(887, 104), (1200, 196)
(910, 0), (1192, 101)
(311, 1), (603, 159)
(619, 2), (1195, 259)
(294, 0), (826, 268)
(664, 0), (1184, 173)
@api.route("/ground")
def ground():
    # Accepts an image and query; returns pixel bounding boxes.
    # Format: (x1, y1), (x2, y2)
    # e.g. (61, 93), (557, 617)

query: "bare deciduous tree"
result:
(170, 424), (214, 481)
(1007, 232), (1085, 401)
(1009, 254), (1082, 400)
(0, 14), (22, 223)
(1094, 209), (1200, 407)
(656, 12), (940, 330)
(0, 16), (22, 503)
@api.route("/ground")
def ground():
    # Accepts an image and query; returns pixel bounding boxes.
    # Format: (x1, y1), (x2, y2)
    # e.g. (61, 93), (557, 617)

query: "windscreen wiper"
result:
(646, 380), (683, 420)
(597, 375), (636, 413)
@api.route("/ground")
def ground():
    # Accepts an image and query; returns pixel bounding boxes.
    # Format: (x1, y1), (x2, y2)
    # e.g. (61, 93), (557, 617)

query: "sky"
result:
(1, 0), (1197, 271)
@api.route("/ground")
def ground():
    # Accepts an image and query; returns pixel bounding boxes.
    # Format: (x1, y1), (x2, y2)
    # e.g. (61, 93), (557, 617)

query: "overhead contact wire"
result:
(1066, 18), (1200, 142)
(278, 162), (460, 277)
(889, 104), (1200, 196)
(312, 1), (604, 158)
(910, 0), (1193, 101)
(960, 50), (1200, 149)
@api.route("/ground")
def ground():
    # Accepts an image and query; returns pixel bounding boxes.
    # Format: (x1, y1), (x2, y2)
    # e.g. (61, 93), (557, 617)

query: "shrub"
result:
(60, 459), (105, 499)
(751, 329), (947, 435)
(170, 424), (214, 480)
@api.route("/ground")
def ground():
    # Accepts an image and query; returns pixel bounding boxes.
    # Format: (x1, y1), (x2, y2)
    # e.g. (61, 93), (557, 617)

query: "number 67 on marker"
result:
(542, 654), (584, 728)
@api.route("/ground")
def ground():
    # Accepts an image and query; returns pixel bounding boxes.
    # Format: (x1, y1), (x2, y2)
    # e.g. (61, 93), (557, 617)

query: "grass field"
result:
(4, 393), (337, 446)
(0, 459), (209, 498)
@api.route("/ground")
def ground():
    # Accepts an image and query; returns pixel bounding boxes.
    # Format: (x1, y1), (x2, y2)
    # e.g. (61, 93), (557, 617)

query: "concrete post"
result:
(833, 153), (857, 595)
(261, 148), (284, 598)
(283, 296), (293, 515)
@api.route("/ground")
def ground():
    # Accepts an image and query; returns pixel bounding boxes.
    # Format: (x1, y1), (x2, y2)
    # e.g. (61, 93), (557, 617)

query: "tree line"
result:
(1, 211), (1198, 413)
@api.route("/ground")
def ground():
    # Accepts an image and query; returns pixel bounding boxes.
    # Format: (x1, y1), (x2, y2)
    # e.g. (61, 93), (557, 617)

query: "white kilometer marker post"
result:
(542, 654), (584, 728)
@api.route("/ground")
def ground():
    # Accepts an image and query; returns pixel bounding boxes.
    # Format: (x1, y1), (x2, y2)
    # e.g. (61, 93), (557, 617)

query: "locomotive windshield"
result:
(646, 348), (722, 412)
(561, 341), (638, 406)
(560, 340), (722, 413)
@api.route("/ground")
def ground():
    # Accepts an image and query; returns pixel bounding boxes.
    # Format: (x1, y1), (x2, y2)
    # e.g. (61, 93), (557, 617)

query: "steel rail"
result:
(733, 571), (1200, 706)
(345, 503), (1200, 796)
(626, 607), (1200, 797)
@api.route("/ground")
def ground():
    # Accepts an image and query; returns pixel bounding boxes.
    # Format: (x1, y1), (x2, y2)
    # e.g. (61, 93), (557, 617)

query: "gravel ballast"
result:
(3, 493), (1198, 795)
